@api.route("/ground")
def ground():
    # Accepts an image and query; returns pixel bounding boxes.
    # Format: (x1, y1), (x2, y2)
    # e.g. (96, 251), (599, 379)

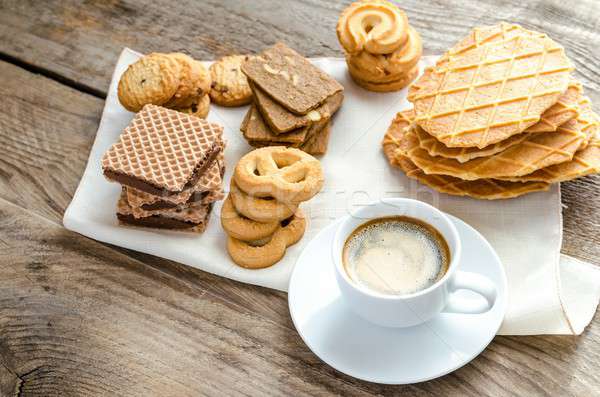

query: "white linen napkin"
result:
(64, 48), (600, 335)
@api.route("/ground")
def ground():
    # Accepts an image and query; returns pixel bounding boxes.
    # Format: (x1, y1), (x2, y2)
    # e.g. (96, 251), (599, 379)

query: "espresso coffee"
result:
(342, 216), (450, 296)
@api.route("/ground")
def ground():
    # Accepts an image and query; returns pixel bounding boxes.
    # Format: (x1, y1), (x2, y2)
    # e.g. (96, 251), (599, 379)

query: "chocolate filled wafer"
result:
(126, 154), (225, 209)
(117, 190), (213, 232)
(102, 104), (224, 196)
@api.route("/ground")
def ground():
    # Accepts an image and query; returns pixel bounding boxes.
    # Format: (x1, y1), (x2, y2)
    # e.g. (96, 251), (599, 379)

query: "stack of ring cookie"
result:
(118, 52), (212, 118)
(221, 146), (324, 269)
(336, 0), (422, 92)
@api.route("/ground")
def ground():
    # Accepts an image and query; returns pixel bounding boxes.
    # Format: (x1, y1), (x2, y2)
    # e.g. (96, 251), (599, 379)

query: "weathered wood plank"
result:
(0, 0), (598, 101)
(0, 0), (599, 395)
(1, 198), (599, 396)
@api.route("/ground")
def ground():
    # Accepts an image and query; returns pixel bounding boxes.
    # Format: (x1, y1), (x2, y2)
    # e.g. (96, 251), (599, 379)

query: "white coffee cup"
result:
(332, 198), (497, 328)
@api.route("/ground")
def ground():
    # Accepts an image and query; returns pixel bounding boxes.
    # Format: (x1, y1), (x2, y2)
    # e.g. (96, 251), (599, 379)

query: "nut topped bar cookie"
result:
(242, 42), (343, 115)
(240, 43), (344, 155)
(101, 104), (225, 232)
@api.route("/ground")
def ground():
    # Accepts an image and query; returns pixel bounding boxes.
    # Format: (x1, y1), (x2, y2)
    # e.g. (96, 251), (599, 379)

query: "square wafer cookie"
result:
(102, 104), (223, 195)
(117, 190), (212, 231)
(126, 153), (224, 208)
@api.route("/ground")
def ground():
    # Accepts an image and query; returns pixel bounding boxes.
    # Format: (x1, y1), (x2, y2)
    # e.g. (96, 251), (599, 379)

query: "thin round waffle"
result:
(394, 153), (550, 200)
(409, 24), (572, 149)
(498, 135), (600, 183)
(381, 110), (549, 199)
(416, 80), (582, 162)
(402, 99), (599, 180)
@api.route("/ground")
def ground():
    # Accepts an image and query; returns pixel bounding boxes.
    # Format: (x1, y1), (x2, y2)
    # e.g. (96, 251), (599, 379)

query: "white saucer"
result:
(288, 214), (507, 384)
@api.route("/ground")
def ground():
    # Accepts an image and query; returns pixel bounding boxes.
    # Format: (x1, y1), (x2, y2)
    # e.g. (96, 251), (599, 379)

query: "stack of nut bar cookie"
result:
(101, 104), (225, 232)
(240, 43), (344, 155)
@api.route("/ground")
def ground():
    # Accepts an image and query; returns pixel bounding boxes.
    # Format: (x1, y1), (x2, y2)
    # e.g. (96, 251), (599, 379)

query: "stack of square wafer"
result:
(240, 42), (344, 155)
(101, 104), (225, 231)
(383, 23), (600, 200)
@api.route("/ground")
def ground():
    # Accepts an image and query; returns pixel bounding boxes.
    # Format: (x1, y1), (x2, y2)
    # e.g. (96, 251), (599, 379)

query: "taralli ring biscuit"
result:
(234, 147), (324, 203)
(118, 53), (182, 112)
(220, 196), (279, 241)
(230, 180), (298, 223)
(227, 210), (306, 269)
(210, 55), (253, 107)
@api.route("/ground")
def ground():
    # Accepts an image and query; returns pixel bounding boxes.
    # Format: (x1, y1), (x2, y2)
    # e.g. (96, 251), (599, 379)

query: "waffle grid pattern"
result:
(395, 154), (550, 199)
(411, 28), (572, 148)
(118, 190), (211, 224)
(415, 125), (530, 163)
(499, 137), (600, 183)
(381, 115), (550, 199)
(126, 154), (224, 207)
(403, 112), (598, 180)
(102, 104), (224, 192)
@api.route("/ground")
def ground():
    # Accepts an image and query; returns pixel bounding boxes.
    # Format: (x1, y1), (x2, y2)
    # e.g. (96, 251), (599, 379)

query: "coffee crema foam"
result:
(342, 216), (449, 296)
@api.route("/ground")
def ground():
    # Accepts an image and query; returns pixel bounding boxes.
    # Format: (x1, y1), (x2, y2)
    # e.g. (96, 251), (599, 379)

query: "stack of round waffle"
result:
(383, 23), (600, 199)
(221, 147), (324, 269)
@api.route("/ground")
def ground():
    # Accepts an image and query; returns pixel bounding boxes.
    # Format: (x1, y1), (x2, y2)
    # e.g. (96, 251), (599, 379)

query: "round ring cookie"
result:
(220, 196), (279, 241)
(279, 209), (306, 246)
(234, 147), (324, 204)
(118, 53), (182, 112)
(209, 55), (252, 107)
(230, 180), (298, 223)
(227, 210), (306, 269)
(336, 0), (409, 55)
(227, 233), (287, 269)
(176, 94), (210, 119)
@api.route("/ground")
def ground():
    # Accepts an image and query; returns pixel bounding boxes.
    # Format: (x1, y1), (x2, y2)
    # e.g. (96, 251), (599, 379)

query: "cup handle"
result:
(442, 271), (497, 314)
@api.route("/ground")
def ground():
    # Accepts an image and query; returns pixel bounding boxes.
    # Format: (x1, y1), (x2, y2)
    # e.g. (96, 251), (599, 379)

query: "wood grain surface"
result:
(0, 0), (599, 395)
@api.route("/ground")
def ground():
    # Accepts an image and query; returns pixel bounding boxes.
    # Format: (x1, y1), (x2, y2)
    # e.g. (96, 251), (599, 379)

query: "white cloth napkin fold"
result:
(64, 48), (600, 335)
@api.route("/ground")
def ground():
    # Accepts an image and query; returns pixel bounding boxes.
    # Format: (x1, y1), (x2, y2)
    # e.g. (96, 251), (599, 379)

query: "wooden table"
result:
(0, 1), (599, 395)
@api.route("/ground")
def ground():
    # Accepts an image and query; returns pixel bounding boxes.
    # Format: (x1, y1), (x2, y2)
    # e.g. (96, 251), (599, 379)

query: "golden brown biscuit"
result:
(209, 55), (253, 107)
(118, 53), (182, 112)
(226, 210), (306, 269)
(220, 195), (279, 241)
(349, 65), (418, 92)
(175, 94), (210, 119)
(230, 179), (298, 223)
(233, 147), (324, 203)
